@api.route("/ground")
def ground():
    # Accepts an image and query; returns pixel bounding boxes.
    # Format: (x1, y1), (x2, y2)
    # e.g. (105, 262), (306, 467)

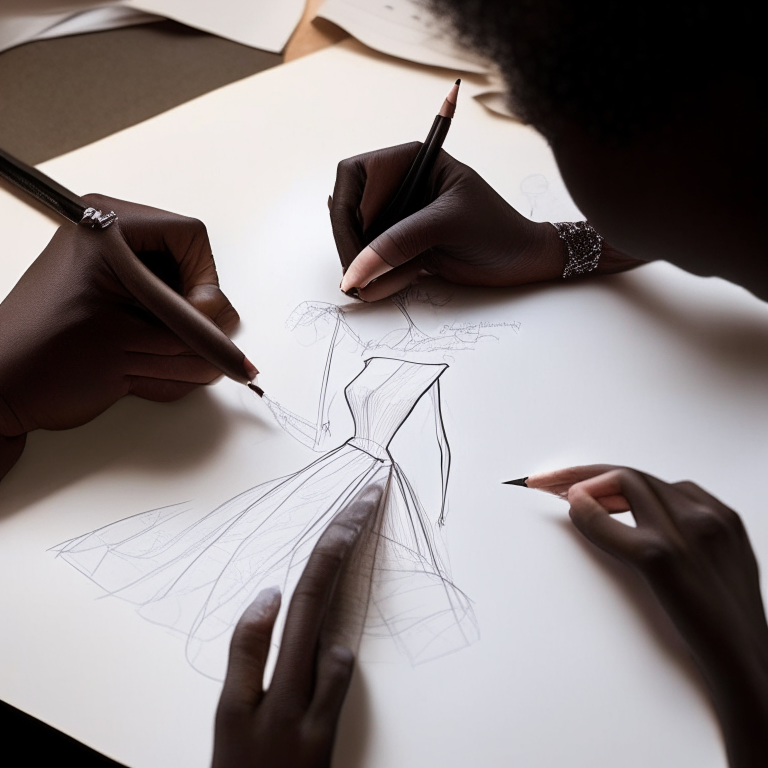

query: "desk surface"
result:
(0, 1), (346, 166)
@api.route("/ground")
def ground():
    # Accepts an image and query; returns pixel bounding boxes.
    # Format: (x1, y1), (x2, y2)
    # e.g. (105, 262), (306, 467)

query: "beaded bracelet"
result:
(552, 221), (602, 278)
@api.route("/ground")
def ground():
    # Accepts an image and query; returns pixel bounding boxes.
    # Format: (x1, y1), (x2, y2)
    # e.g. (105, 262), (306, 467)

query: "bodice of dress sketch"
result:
(345, 358), (447, 452)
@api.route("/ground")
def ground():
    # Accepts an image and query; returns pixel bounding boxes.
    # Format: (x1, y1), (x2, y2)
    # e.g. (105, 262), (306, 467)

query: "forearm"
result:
(594, 237), (646, 275)
(699, 646), (768, 768)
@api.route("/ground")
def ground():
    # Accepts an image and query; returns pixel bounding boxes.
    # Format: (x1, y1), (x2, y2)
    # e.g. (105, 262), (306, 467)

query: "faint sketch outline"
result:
(52, 354), (479, 681)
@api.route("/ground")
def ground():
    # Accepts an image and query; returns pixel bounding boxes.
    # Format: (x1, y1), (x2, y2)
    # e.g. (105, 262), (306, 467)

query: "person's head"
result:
(428, 1), (768, 293)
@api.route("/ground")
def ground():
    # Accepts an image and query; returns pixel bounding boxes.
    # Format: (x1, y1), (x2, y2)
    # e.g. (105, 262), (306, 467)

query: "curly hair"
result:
(425, 0), (759, 145)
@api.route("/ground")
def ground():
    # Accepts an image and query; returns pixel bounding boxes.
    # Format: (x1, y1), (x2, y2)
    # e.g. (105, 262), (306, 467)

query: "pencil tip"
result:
(503, 477), (528, 487)
(455, 78), (461, 85)
(247, 382), (265, 397)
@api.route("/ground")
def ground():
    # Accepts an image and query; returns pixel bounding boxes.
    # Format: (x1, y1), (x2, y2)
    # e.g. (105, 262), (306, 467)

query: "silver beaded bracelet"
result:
(552, 221), (602, 278)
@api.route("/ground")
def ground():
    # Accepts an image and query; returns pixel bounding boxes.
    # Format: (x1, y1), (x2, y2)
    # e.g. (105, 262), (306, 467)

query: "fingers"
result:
(125, 351), (221, 384)
(340, 246), (392, 294)
(105, 231), (253, 384)
(331, 143), (422, 270)
(567, 485), (641, 561)
(185, 284), (240, 334)
(126, 377), (198, 402)
(271, 480), (385, 705)
(330, 158), (367, 270)
(356, 259), (425, 302)
(526, 464), (625, 506)
(569, 468), (673, 530)
(339, 202), (446, 293)
(219, 587), (282, 712)
(309, 645), (355, 728)
(83, 193), (241, 332)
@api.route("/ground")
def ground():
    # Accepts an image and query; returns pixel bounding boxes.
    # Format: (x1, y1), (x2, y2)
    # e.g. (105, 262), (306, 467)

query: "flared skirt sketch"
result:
(54, 442), (478, 680)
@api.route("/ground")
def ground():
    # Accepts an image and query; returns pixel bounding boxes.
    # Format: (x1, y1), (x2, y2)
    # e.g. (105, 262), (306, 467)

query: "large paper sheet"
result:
(124, 0), (306, 52)
(317, 0), (491, 73)
(0, 39), (761, 768)
(0, 0), (305, 54)
(31, 6), (161, 43)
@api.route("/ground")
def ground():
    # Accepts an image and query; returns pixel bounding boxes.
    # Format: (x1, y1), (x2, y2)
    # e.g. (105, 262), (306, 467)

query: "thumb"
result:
(340, 202), (446, 292)
(107, 236), (252, 383)
(185, 283), (240, 335)
(568, 485), (639, 563)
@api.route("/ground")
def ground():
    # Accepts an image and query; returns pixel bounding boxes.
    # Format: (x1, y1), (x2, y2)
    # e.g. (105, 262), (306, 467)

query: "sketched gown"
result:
(55, 357), (478, 680)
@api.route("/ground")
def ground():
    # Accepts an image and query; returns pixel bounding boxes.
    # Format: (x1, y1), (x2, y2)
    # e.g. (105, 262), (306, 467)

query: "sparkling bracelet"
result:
(552, 221), (602, 278)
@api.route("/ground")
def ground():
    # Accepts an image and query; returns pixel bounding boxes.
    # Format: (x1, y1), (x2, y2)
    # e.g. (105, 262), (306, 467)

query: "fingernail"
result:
(260, 585), (281, 602)
(253, 585), (281, 614)
(244, 356), (259, 380)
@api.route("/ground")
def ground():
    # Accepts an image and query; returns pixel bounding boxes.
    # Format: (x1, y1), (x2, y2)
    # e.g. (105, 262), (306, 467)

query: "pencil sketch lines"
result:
(53, 357), (479, 680)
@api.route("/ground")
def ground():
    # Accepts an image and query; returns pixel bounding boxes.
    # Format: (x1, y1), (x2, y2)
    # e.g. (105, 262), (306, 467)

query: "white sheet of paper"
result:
(0, 0), (305, 54)
(0, 2), (105, 53)
(0, 38), (760, 768)
(317, 0), (491, 73)
(31, 6), (161, 42)
(125, 0), (306, 52)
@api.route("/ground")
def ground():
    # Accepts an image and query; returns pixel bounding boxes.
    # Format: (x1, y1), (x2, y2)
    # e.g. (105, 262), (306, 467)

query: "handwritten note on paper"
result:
(317, 0), (491, 73)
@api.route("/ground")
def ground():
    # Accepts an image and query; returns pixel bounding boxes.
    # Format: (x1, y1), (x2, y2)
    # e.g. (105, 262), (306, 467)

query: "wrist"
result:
(696, 639), (768, 766)
(594, 238), (646, 275)
(521, 221), (566, 282)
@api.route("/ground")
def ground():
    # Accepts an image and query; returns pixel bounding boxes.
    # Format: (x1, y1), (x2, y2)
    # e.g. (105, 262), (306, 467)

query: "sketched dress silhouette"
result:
(55, 357), (479, 680)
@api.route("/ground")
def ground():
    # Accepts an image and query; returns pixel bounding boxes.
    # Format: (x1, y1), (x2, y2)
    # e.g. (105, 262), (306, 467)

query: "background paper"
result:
(0, 40), (756, 768)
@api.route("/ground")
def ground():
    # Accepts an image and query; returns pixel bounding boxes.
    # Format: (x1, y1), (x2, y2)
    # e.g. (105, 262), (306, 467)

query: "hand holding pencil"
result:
(510, 464), (768, 766)
(0, 193), (255, 475)
(330, 81), (641, 301)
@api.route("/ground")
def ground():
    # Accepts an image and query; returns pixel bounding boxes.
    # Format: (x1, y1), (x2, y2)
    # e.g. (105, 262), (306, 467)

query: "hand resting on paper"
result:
(212, 481), (384, 768)
(0, 194), (243, 480)
(330, 143), (641, 301)
(527, 464), (768, 768)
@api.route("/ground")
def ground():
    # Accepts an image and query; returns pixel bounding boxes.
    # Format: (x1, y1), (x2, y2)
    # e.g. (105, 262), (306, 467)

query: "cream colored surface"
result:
(0, 40), (760, 768)
(0, 1), (306, 54)
(317, 0), (490, 72)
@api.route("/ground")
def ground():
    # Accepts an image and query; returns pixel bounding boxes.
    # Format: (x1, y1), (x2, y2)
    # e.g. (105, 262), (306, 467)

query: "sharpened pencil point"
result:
(248, 382), (265, 397)
(503, 477), (528, 487)
(455, 78), (461, 85)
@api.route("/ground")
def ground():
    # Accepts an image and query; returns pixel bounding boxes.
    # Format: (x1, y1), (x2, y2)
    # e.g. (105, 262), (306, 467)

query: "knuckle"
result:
(327, 646), (354, 678)
(632, 534), (676, 574)
(614, 466), (642, 483)
(336, 157), (354, 173)
(263, 692), (305, 727)
(683, 505), (730, 542)
(301, 718), (335, 750)
(215, 695), (248, 726)
(81, 192), (109, 207)
(185, 216), (208, 235)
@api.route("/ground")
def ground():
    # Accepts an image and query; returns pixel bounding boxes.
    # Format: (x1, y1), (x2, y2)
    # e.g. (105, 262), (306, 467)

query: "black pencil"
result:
(0, 145), (263, 393)
(362, 79), (461, 246)
(0, 146), (117, 229)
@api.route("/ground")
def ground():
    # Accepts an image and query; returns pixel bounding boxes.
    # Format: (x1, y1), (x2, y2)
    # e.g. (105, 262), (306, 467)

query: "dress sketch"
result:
(54, 348), (479, 680)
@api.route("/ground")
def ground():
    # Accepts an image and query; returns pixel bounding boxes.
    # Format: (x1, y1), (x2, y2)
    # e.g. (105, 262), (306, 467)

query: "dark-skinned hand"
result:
(0, 193), (246, 479)
(527, 464), (768, 768)
(331, 142), (642, 301)
(212, 479), (385, 768)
